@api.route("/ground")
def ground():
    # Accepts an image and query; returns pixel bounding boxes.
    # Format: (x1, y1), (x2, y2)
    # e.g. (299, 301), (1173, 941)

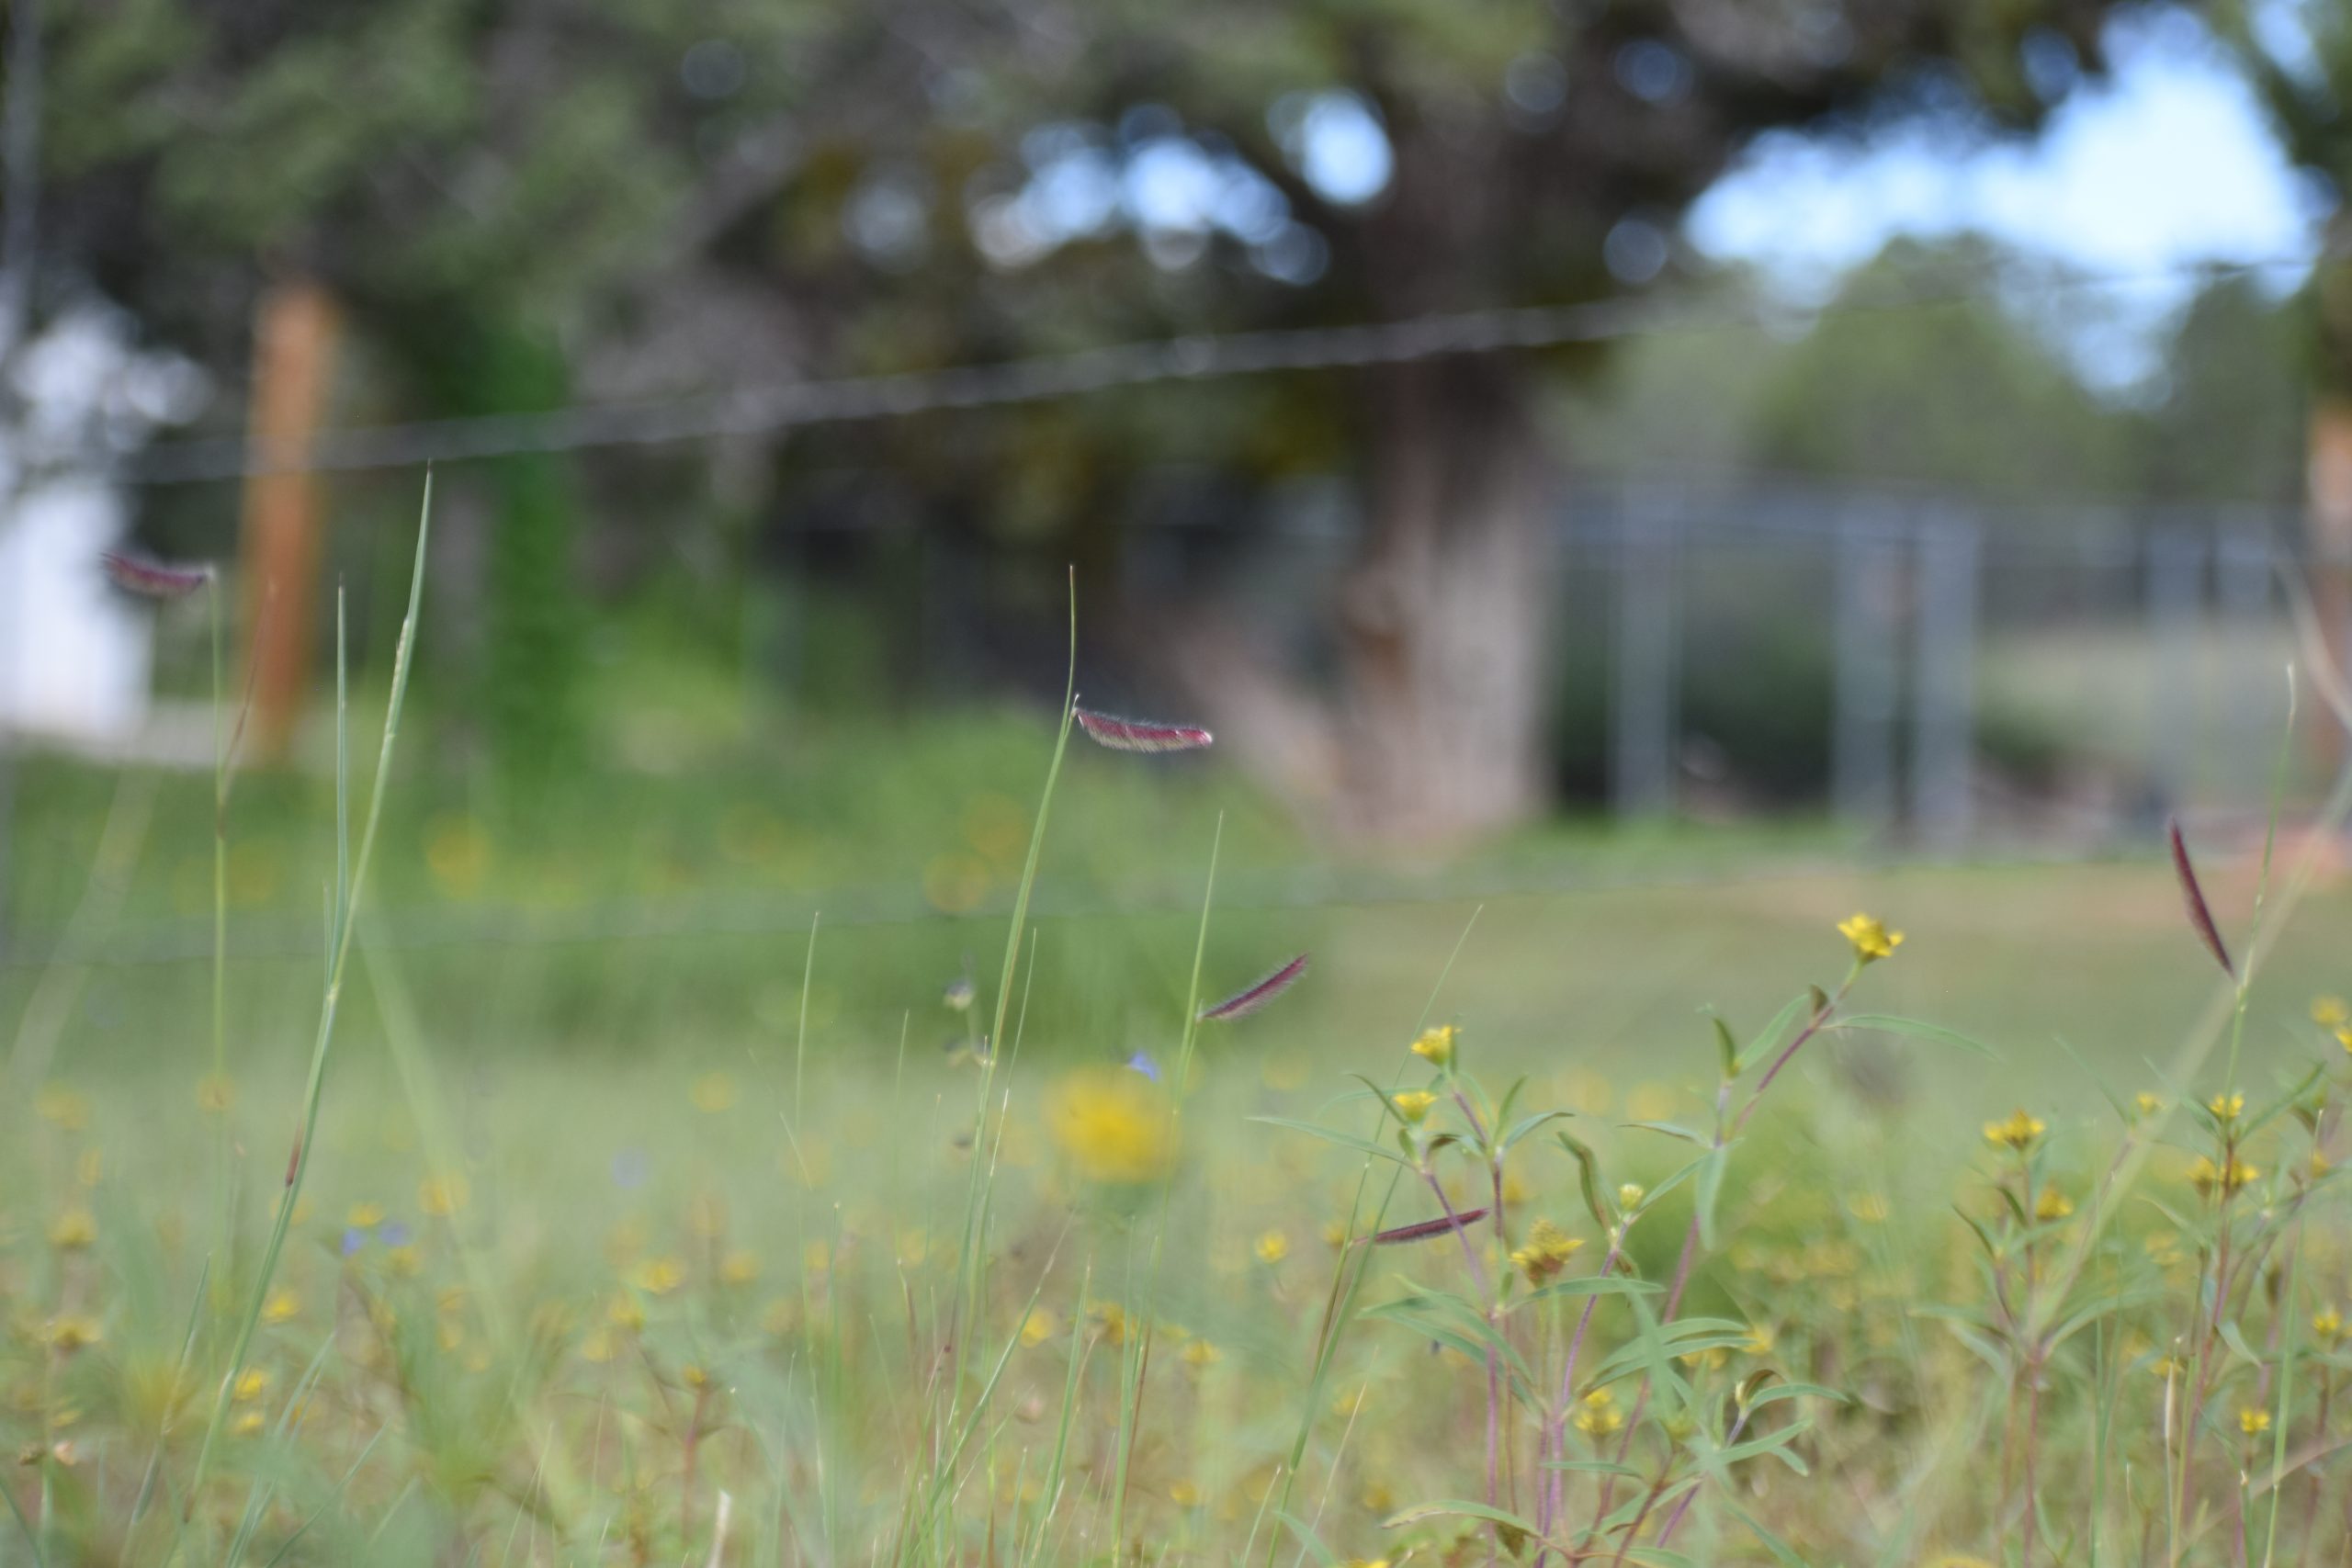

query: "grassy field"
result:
(9, 571), (2352, 1563)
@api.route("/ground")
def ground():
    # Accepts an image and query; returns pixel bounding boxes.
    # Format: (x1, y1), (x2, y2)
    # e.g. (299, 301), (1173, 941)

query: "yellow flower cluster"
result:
(1983, 1110), (2044, 1151)
(1045, 1066), (1174, 1184)
(1510, 1219), (1584, 1284)
(2188, 1155), (2259, 1197)
(1572, 1386), (1623, 1437)
(1837, 913), (1904, 963)
(1410, 1025), (1458, 1068)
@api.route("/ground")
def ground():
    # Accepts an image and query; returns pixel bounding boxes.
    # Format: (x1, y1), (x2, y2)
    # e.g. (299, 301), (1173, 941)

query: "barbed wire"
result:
(119, 253), (2317, 487)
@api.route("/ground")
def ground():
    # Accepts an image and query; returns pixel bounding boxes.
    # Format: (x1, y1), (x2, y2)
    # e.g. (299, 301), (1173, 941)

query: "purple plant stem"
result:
(1655, 1404), (1753, 1551)
(1594, 987), (1843, 1535)
(1533, 1234), (1627, 1568)
(1420, 1163), (1501, 1539)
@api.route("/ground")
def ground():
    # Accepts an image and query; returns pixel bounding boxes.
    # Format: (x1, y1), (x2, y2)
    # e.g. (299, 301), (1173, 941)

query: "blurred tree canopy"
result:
(43, 0), (2136, 839)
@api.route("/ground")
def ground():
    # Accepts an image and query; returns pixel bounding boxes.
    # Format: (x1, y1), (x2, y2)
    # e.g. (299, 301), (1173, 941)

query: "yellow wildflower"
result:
(1391, 1089), (1438, 1124)
(2316, 996), (2350, 1028)
(1168, 1479), (1202, 1508)
(1182, 1337), (1221, 1370)
(2242, 1406), (2272, 1436)
(631, 1257), (685, 1295)
(47, 1315), (102, 1352)
(347, 1202), (384, 1229)
(607, 1294), (646, 1332)
(1837, 913), (1904, 963)
(1088, 1301), (1130, 1346)
(1618, 1183), (1646, 1211)
(1745, 1324), (1776, 1357)
(1573, 1387), (1623, 1436)
(36, 1087), (91, 1131)
(2187, 1156), (2260, 1197)
(1510, 1219), (1585, 1284)
(2209, 1092), (2245, 1122)
(232, 1411), (265, 1438)
(2314, 1306), (2343, 1342)
(1255, 1229), (1290, 1265)
(232, 1370), (268, 1403)
(419, 1173), (470, 1216)
(262, 1290), (300, 1325)
(2135, 1092), (2165, 1119)
(691, 1072), (738, 1113)
(386, 1245), (423, 1278)
(49, 1209), (96, 1250)
(1044, 1066), (1173, 1184)
(720, 1249), (761, 1285)
(1984, 1110), (2045, 1151)
(2034, 1188), (2075, 1221)
(1410, 1025), (1458, 1068)
(1019, 1309), (1059, 1348)
(196, 1074), (235, 1114)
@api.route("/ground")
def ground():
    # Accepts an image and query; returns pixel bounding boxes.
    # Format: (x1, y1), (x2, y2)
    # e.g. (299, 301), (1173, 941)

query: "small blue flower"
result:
(1125, 1050), (1161, 1083)
(339, 1227), (368, 1258)
(378, 1220), (412, 1248)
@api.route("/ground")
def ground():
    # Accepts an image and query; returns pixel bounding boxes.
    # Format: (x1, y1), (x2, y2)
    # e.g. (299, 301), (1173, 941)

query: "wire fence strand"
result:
(120, 254), (2318, 486)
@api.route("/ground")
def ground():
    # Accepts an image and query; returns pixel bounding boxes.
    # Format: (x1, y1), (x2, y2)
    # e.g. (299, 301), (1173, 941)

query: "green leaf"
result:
(1622, 1547), (1706, 1568)
(1832, 1014), (1998, 1058)
(1496, 1076), (1528, 1133)
(1381, 1499), (1546, 1537)
(1715, 1415), (1814, 1474)
(1695, 1145), (1731, 1250)
(1725, 1499), (1816, 1568)
(1557, 1132), (1611, 1231)
(1273, 1510), (1343, 1568)
(1736, 992), (1815, 1075)
(1521, 1276), (1662, 1306)
(2051, 1032), (2128, 1122)
(1364, 1296), (1543, 1400)
(1620, 1120), (1709, 1145)
(1743, 1382), (1849, 1411)
(1713, 1014), (1738, 1079)
(1249, 1116), (1411, 1168)
(2244, 1066), (2326, 1142)
(1501, 1109), (1577, 1155)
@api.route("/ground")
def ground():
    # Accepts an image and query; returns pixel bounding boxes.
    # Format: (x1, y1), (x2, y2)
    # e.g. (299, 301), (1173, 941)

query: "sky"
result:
(1684, 6), (2329, 385)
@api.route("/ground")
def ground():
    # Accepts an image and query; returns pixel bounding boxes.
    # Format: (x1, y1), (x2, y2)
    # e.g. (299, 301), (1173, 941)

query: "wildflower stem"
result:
(179, 479), (431, 1536)
(1596, 972), (1852, 1539)
(1262, 908), (1482, 1568)
(1417, 1158), (1501, 1530)
(1111, 812), (1223, 1558)
(1535, 1232), (1625, 1565)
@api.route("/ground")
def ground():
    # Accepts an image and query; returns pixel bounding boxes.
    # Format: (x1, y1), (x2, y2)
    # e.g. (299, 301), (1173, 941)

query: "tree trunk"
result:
(239, 275), (340, 764)
(2309, 397), (2352, 776)
(1332, 355), (1555, 842)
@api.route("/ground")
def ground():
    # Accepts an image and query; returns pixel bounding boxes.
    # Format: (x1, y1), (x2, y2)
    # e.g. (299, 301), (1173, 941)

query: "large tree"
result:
(729, 0), (2126, 839)
(43, 0), (2130, 838)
